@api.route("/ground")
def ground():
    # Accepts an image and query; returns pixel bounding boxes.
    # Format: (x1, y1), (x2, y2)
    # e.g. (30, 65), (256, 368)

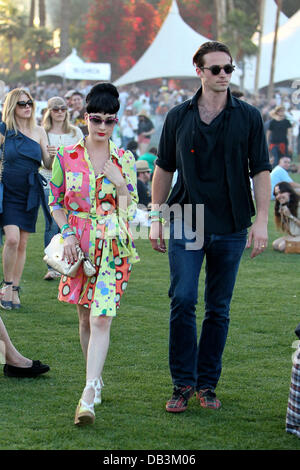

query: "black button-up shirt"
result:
(156, 87), (271, 234)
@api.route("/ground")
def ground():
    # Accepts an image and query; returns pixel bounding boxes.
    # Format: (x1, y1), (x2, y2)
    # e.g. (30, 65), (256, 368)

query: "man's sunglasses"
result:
(88, 115), (118, 126)
(200, 64), (235, 75)
(16, 100), (34, 108)
(51, 106), (67, 112)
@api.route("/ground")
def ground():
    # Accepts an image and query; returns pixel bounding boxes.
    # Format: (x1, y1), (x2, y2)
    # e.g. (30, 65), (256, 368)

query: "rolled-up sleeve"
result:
(155, 110), (177, 173)
(120, 150), (138, 221)
(248, 108), (272, 178)
(48, 146), (66, 212)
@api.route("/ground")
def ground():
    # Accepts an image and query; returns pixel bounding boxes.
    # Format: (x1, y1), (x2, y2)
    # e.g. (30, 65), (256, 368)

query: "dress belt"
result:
(27, 171), (52, 225)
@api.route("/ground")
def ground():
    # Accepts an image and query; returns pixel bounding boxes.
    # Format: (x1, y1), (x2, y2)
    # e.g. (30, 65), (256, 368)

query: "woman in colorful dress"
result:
(49, 83), (139, 426)
(0, 88), (53, 310)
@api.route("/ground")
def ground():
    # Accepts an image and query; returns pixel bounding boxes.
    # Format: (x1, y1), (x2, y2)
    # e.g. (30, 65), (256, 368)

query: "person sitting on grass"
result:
(270, 155), (300, 200)
(273, 181), (300, 252)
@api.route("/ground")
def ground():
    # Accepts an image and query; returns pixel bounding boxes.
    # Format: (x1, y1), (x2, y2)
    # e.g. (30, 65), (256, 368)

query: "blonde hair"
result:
(2, 88), (36, 133)
(42, 96), (77, 136)
(269, 105), (285, 119)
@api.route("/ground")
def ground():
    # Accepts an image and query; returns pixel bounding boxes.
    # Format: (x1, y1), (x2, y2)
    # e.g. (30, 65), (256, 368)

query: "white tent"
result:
(36, 49), (111, 81)
(262, 0), (288, 35)
(114, 0), (240, 87)
(244, 1), (299, 91)
(256, 7), (300, 89)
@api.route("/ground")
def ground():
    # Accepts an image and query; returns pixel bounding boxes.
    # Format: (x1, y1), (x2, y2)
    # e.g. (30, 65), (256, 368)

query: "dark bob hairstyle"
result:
(274, 181), (300, 231)
(86, 82), (120, 115)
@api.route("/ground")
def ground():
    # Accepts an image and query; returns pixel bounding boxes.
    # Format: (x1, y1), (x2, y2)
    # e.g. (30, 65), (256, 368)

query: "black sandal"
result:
(0, 281), (13, 310)
(12, 286), (21, 309)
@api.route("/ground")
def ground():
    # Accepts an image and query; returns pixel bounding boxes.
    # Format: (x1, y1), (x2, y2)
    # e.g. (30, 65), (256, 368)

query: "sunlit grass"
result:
(1, 190), (300, 450)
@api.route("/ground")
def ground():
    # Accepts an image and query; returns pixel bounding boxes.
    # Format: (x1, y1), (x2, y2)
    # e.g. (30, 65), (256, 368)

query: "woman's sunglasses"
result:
(88, 115), (118, 126)
(200, 64), (235, 75)
(16, 100), (34, 108)
(51, 106), (67, 112)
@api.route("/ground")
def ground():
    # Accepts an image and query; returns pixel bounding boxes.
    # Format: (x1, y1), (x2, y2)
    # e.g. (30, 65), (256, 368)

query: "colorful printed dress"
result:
(49, 138), (140, 317)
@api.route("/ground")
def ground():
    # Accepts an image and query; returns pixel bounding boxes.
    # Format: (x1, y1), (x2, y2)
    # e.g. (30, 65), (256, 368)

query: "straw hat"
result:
(47, 96), (66, 109)
(136, 160), (150, 172)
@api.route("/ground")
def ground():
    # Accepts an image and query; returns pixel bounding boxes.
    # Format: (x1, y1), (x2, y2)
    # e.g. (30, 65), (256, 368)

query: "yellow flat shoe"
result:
(74, 399), (95, 426)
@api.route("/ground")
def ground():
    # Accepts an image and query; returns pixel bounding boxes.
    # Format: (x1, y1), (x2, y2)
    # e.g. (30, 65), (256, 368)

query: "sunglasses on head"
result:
(16, 100), (34, 108)
(200, 64), (235, 75)
(88, 115), (118, 126)
(51, 106), (67, 112)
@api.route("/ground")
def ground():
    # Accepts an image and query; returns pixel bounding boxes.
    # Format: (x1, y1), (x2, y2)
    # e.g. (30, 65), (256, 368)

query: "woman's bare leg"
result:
(0, 316), (32, 367)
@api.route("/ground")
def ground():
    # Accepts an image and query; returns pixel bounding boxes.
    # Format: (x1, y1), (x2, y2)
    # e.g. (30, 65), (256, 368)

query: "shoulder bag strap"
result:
(0, 130), (6, 184)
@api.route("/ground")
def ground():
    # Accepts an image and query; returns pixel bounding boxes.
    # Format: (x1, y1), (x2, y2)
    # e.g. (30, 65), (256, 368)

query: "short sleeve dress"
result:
(49, 138), (140, 317)
(0, 121), (50, 232)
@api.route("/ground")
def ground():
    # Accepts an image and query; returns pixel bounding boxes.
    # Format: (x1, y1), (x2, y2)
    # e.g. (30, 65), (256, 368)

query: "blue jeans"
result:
(168, 222), (247, 390)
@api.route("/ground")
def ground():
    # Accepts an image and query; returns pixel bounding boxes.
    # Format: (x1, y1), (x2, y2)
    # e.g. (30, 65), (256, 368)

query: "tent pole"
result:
(268, 0), (282, 101)
(254, 0), (265, 95)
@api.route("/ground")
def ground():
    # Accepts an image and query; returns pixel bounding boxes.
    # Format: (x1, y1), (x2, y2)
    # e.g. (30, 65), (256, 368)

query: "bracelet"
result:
(149, 210), (161, 218)
(61, 223), (70, 233)
(150, 217), (165, 224)
(62, 231), (75, 239)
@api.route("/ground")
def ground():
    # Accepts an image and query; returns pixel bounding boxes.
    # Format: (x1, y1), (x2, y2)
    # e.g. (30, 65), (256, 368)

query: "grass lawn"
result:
(1, 190), (300, 451)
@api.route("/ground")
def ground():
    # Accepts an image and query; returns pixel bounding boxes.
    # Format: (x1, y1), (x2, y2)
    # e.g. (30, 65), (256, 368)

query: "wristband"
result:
(61, 223), (70, 233)
(150, 217), (165, 224)
(62, 231), (75, 239)
(149, 210), (160, 218)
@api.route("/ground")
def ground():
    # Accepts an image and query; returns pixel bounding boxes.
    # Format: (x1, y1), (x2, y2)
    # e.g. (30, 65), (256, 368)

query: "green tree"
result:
(221, 8), (258, 90)
(0, 0), (27, 70)
(46, 0), (93, 58)
(23, 26), (54, 70)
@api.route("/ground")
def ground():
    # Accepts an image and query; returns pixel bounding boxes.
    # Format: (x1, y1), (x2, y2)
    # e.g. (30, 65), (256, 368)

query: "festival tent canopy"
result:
(262, 0), (288, 35)
(244, 1), (299, 91)
(36, 49), (111, 81)
(255, 7), (300, 89)
(114, 0), (241, 87)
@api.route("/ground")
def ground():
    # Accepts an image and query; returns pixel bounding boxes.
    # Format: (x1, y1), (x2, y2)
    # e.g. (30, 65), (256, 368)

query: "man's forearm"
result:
(252, 170), (271, 222)
(151, 166), (174, 209)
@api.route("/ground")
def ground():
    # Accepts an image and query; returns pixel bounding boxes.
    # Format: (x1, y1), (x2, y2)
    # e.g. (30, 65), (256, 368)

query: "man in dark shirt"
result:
(266, 106), (292, 167)
(136, 160), (151, 208)
(149, 41), (271, 413)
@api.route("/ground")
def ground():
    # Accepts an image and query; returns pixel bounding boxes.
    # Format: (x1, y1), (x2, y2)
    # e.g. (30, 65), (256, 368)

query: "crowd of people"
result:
(0, 41), (299, 435)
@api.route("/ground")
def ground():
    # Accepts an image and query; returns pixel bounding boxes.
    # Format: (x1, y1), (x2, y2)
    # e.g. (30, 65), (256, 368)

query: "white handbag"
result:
(43, 233), (96, 278)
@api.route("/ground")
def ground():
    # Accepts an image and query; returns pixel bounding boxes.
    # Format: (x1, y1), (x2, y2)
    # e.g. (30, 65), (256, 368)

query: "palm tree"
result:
(39, 0), (46, 27)
(29, 0), (35, 27)
(59, 0), (71, 57)
(268, 0), (282, 100)
(214, 0), (227, 39)
(0, 0), (27, 70)
(29, 0), (46, 27)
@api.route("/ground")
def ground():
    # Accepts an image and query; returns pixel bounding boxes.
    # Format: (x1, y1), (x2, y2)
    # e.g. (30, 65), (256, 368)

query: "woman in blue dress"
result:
(0, 88), (53, 310)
